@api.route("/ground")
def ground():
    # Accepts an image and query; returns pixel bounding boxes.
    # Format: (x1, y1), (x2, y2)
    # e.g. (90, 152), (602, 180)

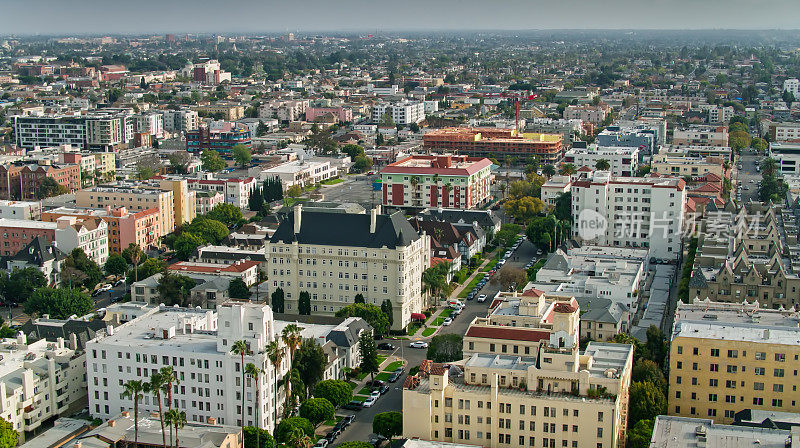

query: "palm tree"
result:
(286, 426), (312, 448)
(410, 175), (420, 190)
(559, 163), (577, 176)
(245, 363), (264, 448)
(761, 157), (778, 177)
(281, 325), (303, 408)
(230, 340), (251, 434)
(128, 243), (142, 282)
(146, 372), (168, 448)
(266, 340), (285, 425)
(121, 380), (145, 446)
(160, 366), (179, 446)
(542, 164), (556, 178)
(164, 409), (186, 448)
(595, 159), (611, 171)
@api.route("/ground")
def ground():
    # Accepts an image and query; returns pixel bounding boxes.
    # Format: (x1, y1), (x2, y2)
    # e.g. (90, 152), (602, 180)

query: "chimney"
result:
(121, 411), (130, 417)
(370, 207), (377, 234)
(293, 204), (302, 235)
(108, 420), (115, 427)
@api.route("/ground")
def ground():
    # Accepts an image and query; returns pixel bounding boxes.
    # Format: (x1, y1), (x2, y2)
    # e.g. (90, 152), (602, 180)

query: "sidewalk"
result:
(448, 255), (495, 299)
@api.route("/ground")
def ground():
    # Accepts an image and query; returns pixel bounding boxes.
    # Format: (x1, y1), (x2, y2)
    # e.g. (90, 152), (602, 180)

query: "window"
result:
(727, 350), (738, 358)
(710, 348), (719, 357)
(755, 352), (766, 360)
(775, 353), (786, 362)
(775, 368), (785, 377)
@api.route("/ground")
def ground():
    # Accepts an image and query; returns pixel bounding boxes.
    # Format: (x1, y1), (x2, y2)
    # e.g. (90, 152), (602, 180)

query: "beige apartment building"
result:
(403, 294), (634, 448)
(194, 103), (245, 121)
(669, 300), (800, 423)
(266, 205), (429, 330)
(76, 184), (177, 234)
(651, 152), (727, 179)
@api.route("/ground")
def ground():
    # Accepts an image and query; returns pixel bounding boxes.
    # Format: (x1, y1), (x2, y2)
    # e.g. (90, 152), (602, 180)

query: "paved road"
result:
(735, 151), (762, 203)
(331, 238), (540, 447)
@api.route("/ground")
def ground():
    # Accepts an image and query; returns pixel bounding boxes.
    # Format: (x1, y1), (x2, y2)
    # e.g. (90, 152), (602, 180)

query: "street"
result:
(331, 238), (539, 446)
(735, 151), (762, 203)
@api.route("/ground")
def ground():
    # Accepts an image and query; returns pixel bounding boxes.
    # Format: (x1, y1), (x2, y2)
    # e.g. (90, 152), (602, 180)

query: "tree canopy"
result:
(299, 398), (335, 426)
(372, 412), (403, 439)
(201, 150), (226, 172)
(104, 253), (128, 277)
(24, 287), (92, 319)
(271, 288), (285, 313)
(359, 330), (380, 381)
(205, 203), (243, 226)
(313, 380), (353, 407)
(293, 338), (327, 393)
(233, 143), (252, 168)
(426, 334), (463, 363)
(274, 417), (314, 444)
(243, 426), (275, 448)
(629, 381), (667, 427)
(228, 278), (251, 299)
(0, 417), (18, 448)
(335, 303), (390, 335)
(0, 267), (47, 304)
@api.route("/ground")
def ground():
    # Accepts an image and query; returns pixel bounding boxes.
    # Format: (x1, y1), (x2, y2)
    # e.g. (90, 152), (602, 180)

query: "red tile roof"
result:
(465, 326), (550, 342)
(168, 260), (260, 273)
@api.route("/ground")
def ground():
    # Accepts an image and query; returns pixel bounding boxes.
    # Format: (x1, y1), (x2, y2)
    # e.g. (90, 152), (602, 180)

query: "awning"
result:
(411, 313), (426, 321)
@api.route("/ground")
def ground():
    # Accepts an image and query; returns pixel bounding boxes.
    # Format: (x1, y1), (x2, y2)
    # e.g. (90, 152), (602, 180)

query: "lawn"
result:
(356, 370), (370, 380)
(407, 322), (422, 336)
(421, 327), (437, 337)
(375, 372), (391, 382)
(439, 308), (453, 318)
(377, 354), (388, 365)
(284, 197), (309, 207)
(321, 178), (344, 185)
(457, 274), (484, 298)
(323, 416), (343, 427)
(431, 317), (446, 326)
(481, 256), (500, 272)
(358, 387), (371, 396)
(352, 395), (368, 402)
(383, 360), (404, 372)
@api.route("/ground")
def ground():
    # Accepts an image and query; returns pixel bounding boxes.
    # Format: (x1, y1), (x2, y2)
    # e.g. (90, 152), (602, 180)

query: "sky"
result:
(2, 0), (800, 35)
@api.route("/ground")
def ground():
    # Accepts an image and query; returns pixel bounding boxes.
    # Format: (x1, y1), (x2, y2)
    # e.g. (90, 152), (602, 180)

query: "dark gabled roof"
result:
(19, 318), (106, 350)
(688, 268), (708, 289)
(327, 318), (372, 348)
(197, 249), (267, 262)
(3, 237), (66, 267)
(270, 210), (419, 249)
(419, 208), (501, 229)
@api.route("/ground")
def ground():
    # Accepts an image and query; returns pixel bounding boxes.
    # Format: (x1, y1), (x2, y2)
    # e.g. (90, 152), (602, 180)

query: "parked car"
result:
(394, 367), (404, 374)
(536, 249), (543, 256)
(477, 294), (487, 303)
(342, 414), (356, 426)
(466, 292), (475, 300)
(377, 343), (395, 351)
(342, 400), (363, 411)
(388, 371), (402, 382)
(113, 279), (125, 287)
(410, 341), (429, 349)
(314, 439), (329, 448)
(378, 384), (390, 395)
(368, 434), (388, 446)
(363, 396), (378, 407)
(325, 429), (340, 442)
(443, 317), (453, 326)
(366, 380), (386, 388)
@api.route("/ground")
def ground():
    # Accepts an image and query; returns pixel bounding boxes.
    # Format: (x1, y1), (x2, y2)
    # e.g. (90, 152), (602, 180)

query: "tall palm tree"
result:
(164, 409), (186, 448)
(266, 340), (285, 425)
(559, 163), (577, 176)
(230, 340), (251, 434)
(542, 164), (556, 178)
(409, 175), (420, 190)
(281, 325), (303, 409)
(160, 366), (179, 447)
(245, 363), (264, 448)
(595, 159), (611, 171)
(121, 380), (145, 446)
(286, 426), (312, 448)
(128, 243), (142, 282)
(146, 372), (168, 448)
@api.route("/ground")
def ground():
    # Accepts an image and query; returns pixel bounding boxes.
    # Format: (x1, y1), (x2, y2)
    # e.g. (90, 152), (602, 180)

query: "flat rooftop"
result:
(0, 218), (57, 229)
(673, 319), (800, 346)
(465, 352), (538, 371)
(651, 416), (791, 448)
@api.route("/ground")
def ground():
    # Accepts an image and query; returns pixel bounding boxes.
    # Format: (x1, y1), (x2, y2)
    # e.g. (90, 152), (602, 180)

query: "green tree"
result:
(35, 176), (69, 199)
(24, 287), (92, 319)
(243, 426), (276, 448)
(559, 163), (577, 176)
(104, 253), (128, 277)
(503, 196), (546, 222)
(336, 303), (390, 335)
(167, 151), (192, 174)
(426, 333), (463, 362)
(183, 216), (230, 244)
(206, 203), (243, 226)
(380, 299), (394, 329)
(122, 243), (144, 282)
(271, 287), (285, 313)
(63, 248), (103, 288)
(274, 417), (314, 445)
(2, 267), (47, 304)
(632, 359), (666, 393)
(627, 419), (654, 448)
(157, 270), (197, 307)
(293, 338), (327, 394)
(299, 397), (335, 426)
(313, 380), (353, 407)
(645, 325), (668, 368)
(359, 330), (380, 382)
(491, 266), (528, 291)
(341, 144), (365, 158)
(595, 159), (611, 171)
(495, 223), (522, 248)
(554, 192), (572, 222)
(372, 412), (403, 440)
(298, 291), (311, 315)
(629, 382), (667, 426)
(0, 417), (18, 448)
(305, 125), (339, 155)
(233, 143), (252, 168)
(229, 278), (251, 299)
(542, 164), (556, 177)
(636, 165), (651, 177)
(352, 155), (373, 173)
(286, 184), (302, 199)
(354, 293), (365, 304)
(121, 380), (146, 446)
(127, 257), (165, 284)
(201, 149), (226, 172)
(164, 409), (186, 448)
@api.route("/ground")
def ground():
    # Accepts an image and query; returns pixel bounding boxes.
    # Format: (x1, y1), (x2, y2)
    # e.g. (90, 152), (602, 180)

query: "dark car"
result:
(342, 414), (356, 426)
(325, 429), (340, 442)
(377, 342), (395, 351)
(342, 400), (363, 411)
(377, 384), (390, 395)
(388, 371), (402, 382)
(366, 379), (386, 388)
(368, 434), (388, 447)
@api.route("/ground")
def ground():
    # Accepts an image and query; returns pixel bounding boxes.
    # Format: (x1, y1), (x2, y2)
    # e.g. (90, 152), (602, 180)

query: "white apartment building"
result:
(571, 171), (686, 260)
(259, 100), (309, 122)
(540, 176), (571, 206)
(54, 216), (109, 265)
(769, 142), (800, 175)
(372, 101), (426, 125)
(255, 160), (336, 189)
(563, 104), (610, 124)
(563, 145), (639, 177)
(708, 106), (734, 124)
(0, 334), (87, 439)
(87, 302), (285, 432)
(162, 109), (199, 133)
(266, 205), (429, 330)
(187, 176), (259, 210)
(0, 200), (41, 220)
(86, 114), (133, 150)
(672, 126), (729, 147)
(784, 78), (800, 98)
(134, 113), (164, 138)
(772, 122), (800, 142)
(13, 115), (87, 149)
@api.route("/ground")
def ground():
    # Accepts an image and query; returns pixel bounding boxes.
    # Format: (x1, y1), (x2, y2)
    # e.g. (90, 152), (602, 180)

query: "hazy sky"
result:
(3, 0), (800, 35)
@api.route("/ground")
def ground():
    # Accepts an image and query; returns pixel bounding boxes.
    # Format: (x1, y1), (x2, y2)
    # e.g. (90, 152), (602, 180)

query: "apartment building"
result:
(669, 299), (800, 423)
(596, 121), (665, 155)
(688, 203), (800, 309)
(764, 121), (800, 143)
(186, 123), (252, 155)
(571, 171), (686, 260)
(76, 184), (176, 234)
(182, 60), (232, 85)
(650, 416), (796, 448)
(380, 155), (493, 210)
(651, 151), (728, 179)
(708, 106), (734, 124)
(266, 205), (429, 330)
(42, 206), (161, 254)
(194, 103), (245, 121)
(0, 334), (87, 440)
(673, 126), (729, 147)
(183, 176), (258, 210)
(259, 100), (309, 122)
(0, 200), (41, 220)
(541, 176), (571, 206)
(85, 113), (133, 151)
(162, 109), (199, 133)
(0, 218), (58, 256)
(54, 216), (109, 265)
(133, 112), (164, 138)
(423, 128), (564, 163)
(168, 260), (260, 286)
(306, 107), (353, 123)
(563, 145), (639, 177)
(768, 142), (800, 175)
(784, 78), (800, 98)
(20, 162), (81, 199)
(86, 301), (285, 432)
(196, 190), (225, 215)
(256, 160), (336, 189)
(13, 115), (87, 149)
(372, 101), (426, 125)
(563, 104), (611, 124)
(403, 296), (634, 448)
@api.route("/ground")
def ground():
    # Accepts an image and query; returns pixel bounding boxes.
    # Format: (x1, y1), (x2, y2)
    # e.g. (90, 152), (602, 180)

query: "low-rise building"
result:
(673, 125), (729, 147)
(186, 123), (252, 155)
(651, 150), (728, 179)
(20, 162), (81, 200)
(423, 128), (563, 163)
(769, 142), (800, 175)
(42, 206), (162, 254)
(563, 145), (639, 177)
(0, 218), (58, 256)
(380, 155), (493, 210)
(255, 159), (336, 189)
(649, 415), (796, 448)
(540, 175), (571, 206)
(563, 104), (611, 124)
(54, 216), (109, 265)
(0, 199), (41, 220)
(0, 237), (67, 286)
(184, 176), (258, 210)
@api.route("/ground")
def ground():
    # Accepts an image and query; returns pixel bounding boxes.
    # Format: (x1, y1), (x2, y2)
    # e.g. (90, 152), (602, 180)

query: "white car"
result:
(477, 294), (487, 303)
(410, 341), (429, 349)
(363, 396), (377, 407)
(314, 440), (329, 448)
(100, 284), (112, 292)
(443, 317), (453, 326)
(370, 389), (381, 399)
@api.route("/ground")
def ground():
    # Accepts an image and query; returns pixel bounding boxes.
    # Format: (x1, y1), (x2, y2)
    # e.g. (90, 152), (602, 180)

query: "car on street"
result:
(466, 292), (474, 300)
(342, 400), (363, 411)
(363, 396), (378, 407)
(314, 439), (329, 448)
(477, 294), (487, 303)
(536, 249), (543, 256)
(324, 429), (340, 442)
(394, 367), (404, 374)
(452, 308), (462, 317)
(100, 284), (113, 292)
(342, 414), (356, 426)
(388, 371), (402, 382)
(366, 380), (386, 388)
(410, 341), (428, 349)
(113, 279), (125, 287)
(378, 384), (390, 395)
(368, 434), (388, 446)
(377, 343), (395, 351)
(443, 317), (453, 326)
